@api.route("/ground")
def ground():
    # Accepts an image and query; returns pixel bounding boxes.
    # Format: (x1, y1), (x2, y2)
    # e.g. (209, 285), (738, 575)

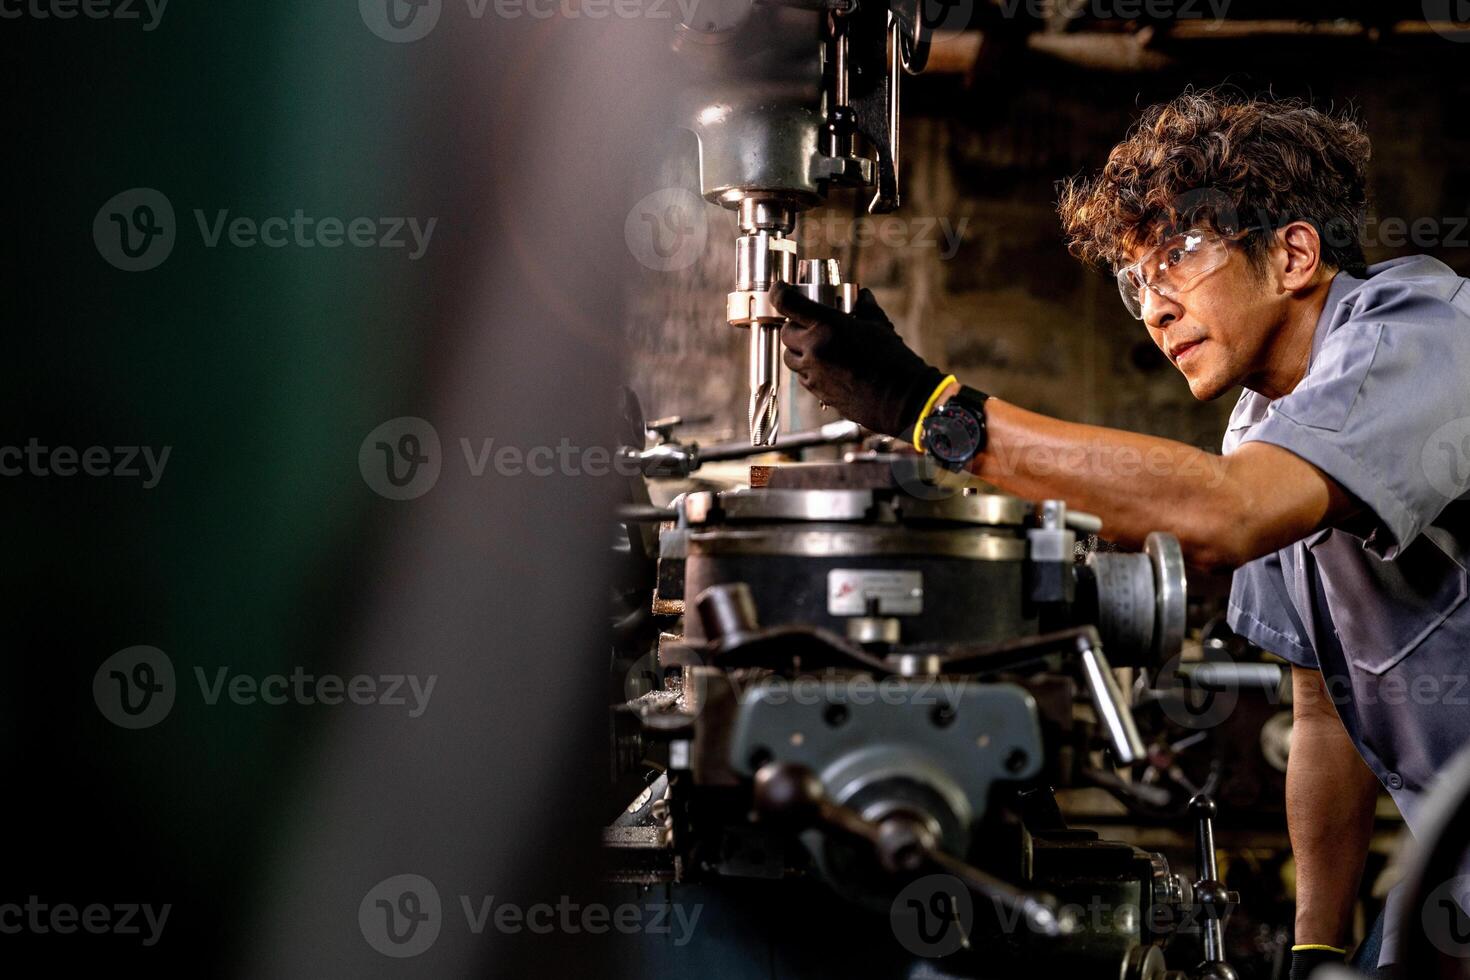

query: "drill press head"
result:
(682, 0), (906, 445)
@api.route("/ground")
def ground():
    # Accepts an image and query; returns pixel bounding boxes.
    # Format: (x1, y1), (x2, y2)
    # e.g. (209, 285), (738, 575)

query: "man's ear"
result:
(1276, 221), (1323, 291)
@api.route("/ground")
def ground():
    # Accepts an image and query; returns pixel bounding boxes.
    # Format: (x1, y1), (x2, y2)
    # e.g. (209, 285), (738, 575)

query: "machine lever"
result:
(930, 626), (1146, 765)
(1078, 638), (1146, 765)
(1188, 795), (1241, 980)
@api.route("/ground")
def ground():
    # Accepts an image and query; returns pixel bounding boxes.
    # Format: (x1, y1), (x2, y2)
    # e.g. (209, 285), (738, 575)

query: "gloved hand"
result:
(771, 283), (945, 440)
(1289, 945), (1345, 980)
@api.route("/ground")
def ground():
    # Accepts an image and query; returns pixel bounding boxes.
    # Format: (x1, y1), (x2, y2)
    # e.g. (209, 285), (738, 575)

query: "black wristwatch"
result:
(920, 385), (990, 471)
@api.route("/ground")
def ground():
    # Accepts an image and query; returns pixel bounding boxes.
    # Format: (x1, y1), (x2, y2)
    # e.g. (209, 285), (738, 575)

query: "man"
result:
(769, 90), (1470, 979)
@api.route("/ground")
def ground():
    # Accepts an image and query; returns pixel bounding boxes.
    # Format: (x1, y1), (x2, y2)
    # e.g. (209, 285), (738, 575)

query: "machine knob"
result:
(752, 761), (825, 826)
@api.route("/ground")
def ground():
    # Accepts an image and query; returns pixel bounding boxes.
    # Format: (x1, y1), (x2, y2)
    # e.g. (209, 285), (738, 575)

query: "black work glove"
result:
(1289, 946), (1345, 980)
(771, 283), (945, 440)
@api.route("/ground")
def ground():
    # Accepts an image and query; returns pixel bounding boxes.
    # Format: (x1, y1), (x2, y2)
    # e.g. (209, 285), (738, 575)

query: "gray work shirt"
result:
(1224, 255), (1470, 966)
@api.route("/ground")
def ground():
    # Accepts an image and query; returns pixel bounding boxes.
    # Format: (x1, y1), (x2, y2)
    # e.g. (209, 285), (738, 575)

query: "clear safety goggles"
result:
(1115, 228), (1252, 320)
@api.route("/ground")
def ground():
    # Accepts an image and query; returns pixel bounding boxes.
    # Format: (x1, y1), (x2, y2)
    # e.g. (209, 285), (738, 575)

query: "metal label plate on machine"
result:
(826, 569), (923, 616)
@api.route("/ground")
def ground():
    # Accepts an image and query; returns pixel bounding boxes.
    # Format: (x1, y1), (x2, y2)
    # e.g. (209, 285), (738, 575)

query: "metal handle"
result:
(1189, 795), (1241, 979)
(1065, 510), (1103, 535)
(1078, 637), (1146, 764)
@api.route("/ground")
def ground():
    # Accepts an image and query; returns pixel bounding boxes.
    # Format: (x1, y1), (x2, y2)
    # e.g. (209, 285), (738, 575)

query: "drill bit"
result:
(749, 323), (781, 446)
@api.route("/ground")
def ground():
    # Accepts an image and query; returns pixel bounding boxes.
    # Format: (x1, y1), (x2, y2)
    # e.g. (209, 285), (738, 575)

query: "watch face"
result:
(924, 405), (982, 464)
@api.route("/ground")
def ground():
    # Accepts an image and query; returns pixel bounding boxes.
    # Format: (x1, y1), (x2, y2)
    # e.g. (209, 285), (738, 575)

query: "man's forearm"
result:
(955, 395), (1349, 571)
(968, 397), (1234, 563)
(1287, 667), (1380, 948)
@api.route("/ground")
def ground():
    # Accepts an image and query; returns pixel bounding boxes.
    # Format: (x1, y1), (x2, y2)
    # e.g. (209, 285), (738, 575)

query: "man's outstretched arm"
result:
(961, 394), (1357, 572)
(772, 283), (1358, 573)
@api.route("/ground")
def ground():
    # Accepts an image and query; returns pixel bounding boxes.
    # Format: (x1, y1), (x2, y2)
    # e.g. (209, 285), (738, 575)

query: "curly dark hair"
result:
(1056, 89), (1371, 277)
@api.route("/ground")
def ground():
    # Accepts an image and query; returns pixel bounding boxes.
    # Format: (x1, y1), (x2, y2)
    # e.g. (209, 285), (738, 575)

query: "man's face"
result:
(1127, 233), (1284, 401)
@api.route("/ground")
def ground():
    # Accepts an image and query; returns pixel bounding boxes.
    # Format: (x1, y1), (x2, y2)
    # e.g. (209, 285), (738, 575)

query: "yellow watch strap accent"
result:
(912, 374), (959, 451)
(1291, 945), (1347, 955)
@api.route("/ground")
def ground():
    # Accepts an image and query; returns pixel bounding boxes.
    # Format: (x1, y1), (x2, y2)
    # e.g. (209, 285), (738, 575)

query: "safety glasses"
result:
(1115, 228), (1242, 320)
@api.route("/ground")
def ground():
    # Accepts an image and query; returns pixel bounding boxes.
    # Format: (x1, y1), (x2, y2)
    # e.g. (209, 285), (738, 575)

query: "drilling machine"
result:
(607, 5), (1248, 977)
